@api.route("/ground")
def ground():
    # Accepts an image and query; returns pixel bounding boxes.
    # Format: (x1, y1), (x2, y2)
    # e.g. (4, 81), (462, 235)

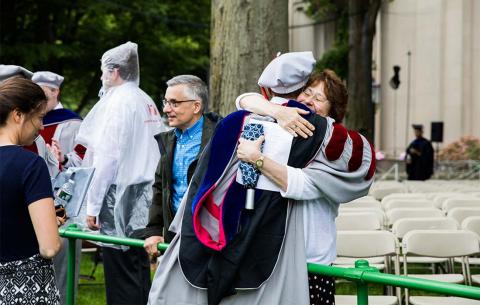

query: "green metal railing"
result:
(59, 225), (480, 305)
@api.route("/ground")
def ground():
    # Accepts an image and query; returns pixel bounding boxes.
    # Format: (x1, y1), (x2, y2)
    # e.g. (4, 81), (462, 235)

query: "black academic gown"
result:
(406, 137), (434, 180)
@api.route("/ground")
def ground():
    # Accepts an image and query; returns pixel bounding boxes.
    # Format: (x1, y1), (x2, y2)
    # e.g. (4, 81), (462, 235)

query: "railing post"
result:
(65, 224), (81, 305)
(355, 260), (371, 305)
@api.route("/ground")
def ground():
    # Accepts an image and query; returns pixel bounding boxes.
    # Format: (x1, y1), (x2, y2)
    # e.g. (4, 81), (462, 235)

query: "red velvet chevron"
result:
(326, 124), (376, 180)
(348, 130), (364, 172)
(365, 141), (376, 180)
(325, 123), (348, 161)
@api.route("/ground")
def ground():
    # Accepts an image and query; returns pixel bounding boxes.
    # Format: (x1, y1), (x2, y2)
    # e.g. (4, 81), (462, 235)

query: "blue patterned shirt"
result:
(171, 116), (204, 213)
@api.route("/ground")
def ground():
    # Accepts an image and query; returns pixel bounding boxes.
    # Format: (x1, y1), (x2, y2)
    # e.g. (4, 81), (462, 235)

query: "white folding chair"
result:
(431, 193), (459, 209)
(442, 198), (480, 212)
(431, 193), (466, 209)
(392, 217), (458, 267)
(336, 212), (382, 231)
(339, 207), (387, 229)
(370, 183), (407, 200)
(402, 230), (480, 305)
(462, 216), (480, 283)
(448, 208), (480, 226)
(405, 184), (443, 193)
(386, 208), (444, 227)
(462, 216), (480, 238)
(382, 199), (435, 212)
(335, 230), (400, 305)
(342, 199), (382, 209)
(382, 193), (426, 206)
(392, 218), (458, 239)
(343, 195), (379, 204)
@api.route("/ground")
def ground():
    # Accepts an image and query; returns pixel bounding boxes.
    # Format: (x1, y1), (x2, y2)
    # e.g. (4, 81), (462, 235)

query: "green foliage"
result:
(305, 0), (337, 20)
(304, 0), (348, 80)
(0, 0), (211, 115)
(315, 43), (348, 79)
(315, 10), (348, 79)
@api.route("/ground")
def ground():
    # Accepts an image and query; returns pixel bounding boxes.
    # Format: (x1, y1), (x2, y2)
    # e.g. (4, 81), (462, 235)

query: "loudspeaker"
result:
(389, 65), (401, 90)
(431, 122), (444, 142)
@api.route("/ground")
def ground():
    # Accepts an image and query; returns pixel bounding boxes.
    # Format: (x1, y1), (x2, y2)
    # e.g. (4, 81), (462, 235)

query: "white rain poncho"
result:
(77, 42), (165, 246)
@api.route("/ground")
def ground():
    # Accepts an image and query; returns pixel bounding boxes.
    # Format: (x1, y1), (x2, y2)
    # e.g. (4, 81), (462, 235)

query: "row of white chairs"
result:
(338, 207), (480, 229)
(335, 216), (480, 263)
(369, 180), (480, 200)
(340, 193), (480, 229)
(336, 187), (480, 303)
(334, 228), (480, 305)
(345, 193), (480, 211)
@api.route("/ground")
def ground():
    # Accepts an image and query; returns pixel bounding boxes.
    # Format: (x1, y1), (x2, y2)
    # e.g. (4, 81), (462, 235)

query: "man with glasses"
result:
(142, 75), (222, 256)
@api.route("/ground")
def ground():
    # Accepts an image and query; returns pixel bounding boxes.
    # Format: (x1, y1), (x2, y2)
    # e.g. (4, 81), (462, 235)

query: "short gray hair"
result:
(166, 75), (208, 112)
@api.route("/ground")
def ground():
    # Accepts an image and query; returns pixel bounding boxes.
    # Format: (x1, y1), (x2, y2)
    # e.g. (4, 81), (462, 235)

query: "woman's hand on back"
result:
(272, 106), (315, 138)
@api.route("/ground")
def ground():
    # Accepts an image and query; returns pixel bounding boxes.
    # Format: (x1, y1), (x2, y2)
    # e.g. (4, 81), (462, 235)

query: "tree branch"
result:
(367, 0), (381, 37)
(75, 70), (101, 114)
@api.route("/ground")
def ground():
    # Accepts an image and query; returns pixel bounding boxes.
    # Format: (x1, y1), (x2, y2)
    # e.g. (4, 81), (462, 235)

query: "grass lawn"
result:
(77, 251), (157, 305)
(78, 252), (106, 305)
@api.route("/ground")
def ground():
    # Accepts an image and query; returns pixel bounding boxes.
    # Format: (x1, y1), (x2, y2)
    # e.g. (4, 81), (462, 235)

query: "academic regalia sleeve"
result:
(280, 121), (375, 203)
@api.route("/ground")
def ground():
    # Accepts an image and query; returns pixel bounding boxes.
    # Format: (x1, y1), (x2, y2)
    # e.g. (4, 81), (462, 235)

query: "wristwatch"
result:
(254, 155), (265, 170)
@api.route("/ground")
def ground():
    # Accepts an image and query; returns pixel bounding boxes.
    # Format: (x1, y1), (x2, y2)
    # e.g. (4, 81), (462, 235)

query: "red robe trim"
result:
(347, 130), (364, 172)
(325, 123), (348, 161)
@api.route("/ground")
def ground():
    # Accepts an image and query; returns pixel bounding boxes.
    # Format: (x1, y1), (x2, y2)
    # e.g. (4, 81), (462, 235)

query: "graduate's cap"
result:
(257, 51), (316, 94)
(412, 124), (423, 130)
(0, 65), (33, 82)
(32, 71), (64, 88)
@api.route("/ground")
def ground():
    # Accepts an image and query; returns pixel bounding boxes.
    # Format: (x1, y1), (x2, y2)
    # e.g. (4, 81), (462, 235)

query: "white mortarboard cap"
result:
(32, 71), (64, 88)
(257, 51), (316, 94)
(0, 65), (33, 82)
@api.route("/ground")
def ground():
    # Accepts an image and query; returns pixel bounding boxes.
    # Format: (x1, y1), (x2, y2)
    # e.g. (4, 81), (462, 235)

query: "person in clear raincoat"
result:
(76, 41), (166, 305)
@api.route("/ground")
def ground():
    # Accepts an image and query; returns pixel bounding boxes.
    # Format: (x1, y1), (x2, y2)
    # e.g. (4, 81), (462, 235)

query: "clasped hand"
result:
(46, 139), (65, 164)
(237, 136), (264, 164)
(273, 106), (315, 138)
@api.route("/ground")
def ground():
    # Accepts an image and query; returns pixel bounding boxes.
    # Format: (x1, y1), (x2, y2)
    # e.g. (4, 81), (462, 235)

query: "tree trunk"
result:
(209, 0), (289, 115)
(346, 0), (380, 142)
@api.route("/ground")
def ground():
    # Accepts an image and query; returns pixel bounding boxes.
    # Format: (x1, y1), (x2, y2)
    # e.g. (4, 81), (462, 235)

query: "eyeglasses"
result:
(162, 98), (197, 108)
(302, 88), (329, 104)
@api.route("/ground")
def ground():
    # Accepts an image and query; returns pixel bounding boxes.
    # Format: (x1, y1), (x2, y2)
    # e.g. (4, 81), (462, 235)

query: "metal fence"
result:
(59, 225), (480, 305)
(376, 159), (480, 181)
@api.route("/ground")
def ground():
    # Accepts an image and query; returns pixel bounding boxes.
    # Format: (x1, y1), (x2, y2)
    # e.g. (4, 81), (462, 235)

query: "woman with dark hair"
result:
(299, 69), (348, 123)
(0, 77), (62, 304)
